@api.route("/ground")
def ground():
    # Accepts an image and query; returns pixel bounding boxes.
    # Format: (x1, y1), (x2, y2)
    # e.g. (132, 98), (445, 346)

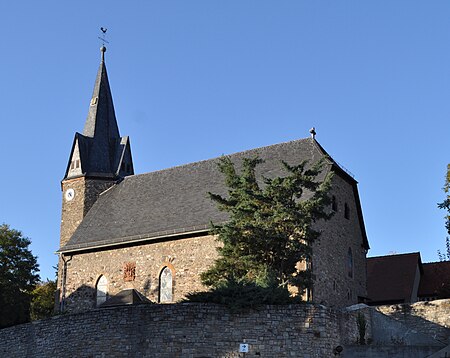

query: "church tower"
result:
(60, 46), (133, 249)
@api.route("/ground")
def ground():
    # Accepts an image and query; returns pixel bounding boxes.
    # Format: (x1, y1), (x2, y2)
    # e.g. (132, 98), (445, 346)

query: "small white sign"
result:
(239, 343), (249, 353)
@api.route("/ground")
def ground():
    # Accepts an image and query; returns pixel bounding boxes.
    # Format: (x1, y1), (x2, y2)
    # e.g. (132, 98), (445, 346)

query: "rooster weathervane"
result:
(98, 27), (109, 46)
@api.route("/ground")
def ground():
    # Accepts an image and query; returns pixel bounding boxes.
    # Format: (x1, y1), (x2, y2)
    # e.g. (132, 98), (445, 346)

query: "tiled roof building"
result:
(367, 253), (422, 305)
(367, 253), (450, 305)
(419, 261), (450, 301)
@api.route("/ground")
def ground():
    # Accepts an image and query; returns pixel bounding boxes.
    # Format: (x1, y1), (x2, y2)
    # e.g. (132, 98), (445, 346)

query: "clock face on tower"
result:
(65, 188), (75, 202)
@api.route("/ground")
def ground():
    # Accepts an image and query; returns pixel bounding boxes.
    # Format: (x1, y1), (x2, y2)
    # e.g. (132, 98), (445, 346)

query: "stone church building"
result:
(57, 47), (370, 312)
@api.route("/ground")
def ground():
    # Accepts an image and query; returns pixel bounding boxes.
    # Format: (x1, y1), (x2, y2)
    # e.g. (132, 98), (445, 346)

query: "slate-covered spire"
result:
(63, 46), (134, 180)
(83, 46), (120, 141)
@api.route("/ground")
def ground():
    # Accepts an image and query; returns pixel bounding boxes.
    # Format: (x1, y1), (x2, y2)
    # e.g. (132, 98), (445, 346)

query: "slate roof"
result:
(99, 289), (152, 307)
(63, 47), (133, 180)
(418, 261), (450, 299)
(60, 137), (368, 253)
(367, 252), (423, 304)
(83, 47), (120, 141)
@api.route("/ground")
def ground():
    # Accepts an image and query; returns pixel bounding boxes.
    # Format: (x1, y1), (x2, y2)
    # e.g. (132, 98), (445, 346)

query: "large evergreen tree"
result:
(0, 224), (39, 328)
(194, 156), (332, 306)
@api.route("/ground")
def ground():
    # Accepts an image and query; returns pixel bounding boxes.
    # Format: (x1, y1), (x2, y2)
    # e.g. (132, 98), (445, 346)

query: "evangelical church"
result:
(56, 47), (370, 312)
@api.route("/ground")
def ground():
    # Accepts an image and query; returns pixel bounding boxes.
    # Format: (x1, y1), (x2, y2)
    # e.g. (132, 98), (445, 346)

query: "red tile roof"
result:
(367, 252), (422, 304)
(418, 261), (450, 299)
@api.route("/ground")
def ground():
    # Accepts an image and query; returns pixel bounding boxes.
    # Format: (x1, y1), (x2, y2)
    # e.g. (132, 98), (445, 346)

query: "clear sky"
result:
(0, 1), (449, 280)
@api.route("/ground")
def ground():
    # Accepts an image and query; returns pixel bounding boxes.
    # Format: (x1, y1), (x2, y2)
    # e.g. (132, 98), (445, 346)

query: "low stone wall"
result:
(339, 304), (373, 345)
(0, 303), (343, 358)
(3, 300), (448, 357)
(376, 299), (450, 343)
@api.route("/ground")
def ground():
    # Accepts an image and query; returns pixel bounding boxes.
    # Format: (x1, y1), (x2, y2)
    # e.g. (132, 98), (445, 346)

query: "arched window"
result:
(347, 247), (353, 278)
(332, 196), (338, 212)
(96, 275), (108, 307)
(159, 267), (173, 303)
(344, 203), (350, 220)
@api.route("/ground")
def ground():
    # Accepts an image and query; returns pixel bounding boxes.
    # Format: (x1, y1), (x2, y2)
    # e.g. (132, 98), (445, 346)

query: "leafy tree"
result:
(438, 164), (450, 261)
(30, 280), (57, 321)
(0, 224), (39, 328)
(438, 238), (450, 262)
(189, 156), (332, 307)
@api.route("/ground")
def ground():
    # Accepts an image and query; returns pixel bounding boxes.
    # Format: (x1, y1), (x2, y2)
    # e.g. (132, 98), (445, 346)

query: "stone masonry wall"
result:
(0, 303), (342, 358)
(341, 300), (450, 347)
(59, 177), (117, 308)
(62, 234), (218, 312)
(312, 174), (367, 308)
(376, 299), (450, 343)
(339, 305), (373, 345)
(60, 178), (87, 249)
(60, 177), (116, 248)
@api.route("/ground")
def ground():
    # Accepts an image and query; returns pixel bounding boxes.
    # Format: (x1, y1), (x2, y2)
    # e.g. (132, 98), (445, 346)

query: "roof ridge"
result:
(125, 137), (313, 181)
(422, 260), (450, 265)
(368, 252), (421, 259)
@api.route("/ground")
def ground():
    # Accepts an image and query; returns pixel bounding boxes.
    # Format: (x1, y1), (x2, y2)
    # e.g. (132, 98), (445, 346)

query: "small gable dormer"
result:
(117, 136), (134, 177)
(67, 137), (82, 178)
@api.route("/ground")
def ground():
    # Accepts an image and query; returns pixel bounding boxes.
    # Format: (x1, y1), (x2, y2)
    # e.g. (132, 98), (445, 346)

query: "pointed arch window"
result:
(347, 248), (354, 278)
(332, 196), (338, 212)
(159, 267), (173, 303)
(96, 275), (108, 307)
(344, 203), (350, 220)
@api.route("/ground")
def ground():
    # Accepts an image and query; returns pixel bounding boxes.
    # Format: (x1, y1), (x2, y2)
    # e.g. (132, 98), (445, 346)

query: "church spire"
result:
(83, 46), (120, 141)
(59, 43), (134, 254)
(63, 46), (133, 180)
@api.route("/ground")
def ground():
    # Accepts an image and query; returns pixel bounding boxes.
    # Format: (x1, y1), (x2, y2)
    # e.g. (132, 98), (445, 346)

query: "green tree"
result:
(0, 224), (39, 328)
(30, 280), (57, 321)
(190, 157), (332, 307)
(438, 164), (450, 261)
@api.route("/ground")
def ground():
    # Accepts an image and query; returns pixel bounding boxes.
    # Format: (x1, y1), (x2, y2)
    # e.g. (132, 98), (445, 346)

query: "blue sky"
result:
(0, 1), (449, 280)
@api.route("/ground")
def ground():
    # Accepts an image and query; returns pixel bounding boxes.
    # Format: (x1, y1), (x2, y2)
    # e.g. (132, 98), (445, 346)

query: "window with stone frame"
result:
(159, 267), (173, 303)
(332, 195), (338, 212)
(96, 275), (108, 307)
(347, 247), (353, 278)
(344, 203), (350, 219)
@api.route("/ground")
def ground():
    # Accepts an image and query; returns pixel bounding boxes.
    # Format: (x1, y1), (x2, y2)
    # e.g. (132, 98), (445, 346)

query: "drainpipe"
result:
(59, 253), (73, 312)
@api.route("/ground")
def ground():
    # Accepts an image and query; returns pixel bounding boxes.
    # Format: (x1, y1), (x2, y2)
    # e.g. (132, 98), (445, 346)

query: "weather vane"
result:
(98, 27), (109, 46)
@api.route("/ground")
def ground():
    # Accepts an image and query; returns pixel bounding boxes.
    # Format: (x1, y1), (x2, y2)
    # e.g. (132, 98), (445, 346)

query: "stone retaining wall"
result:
(0, 303), (343, 358)
(376, 299), (450, 343)
(2, 300), (448, 357)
